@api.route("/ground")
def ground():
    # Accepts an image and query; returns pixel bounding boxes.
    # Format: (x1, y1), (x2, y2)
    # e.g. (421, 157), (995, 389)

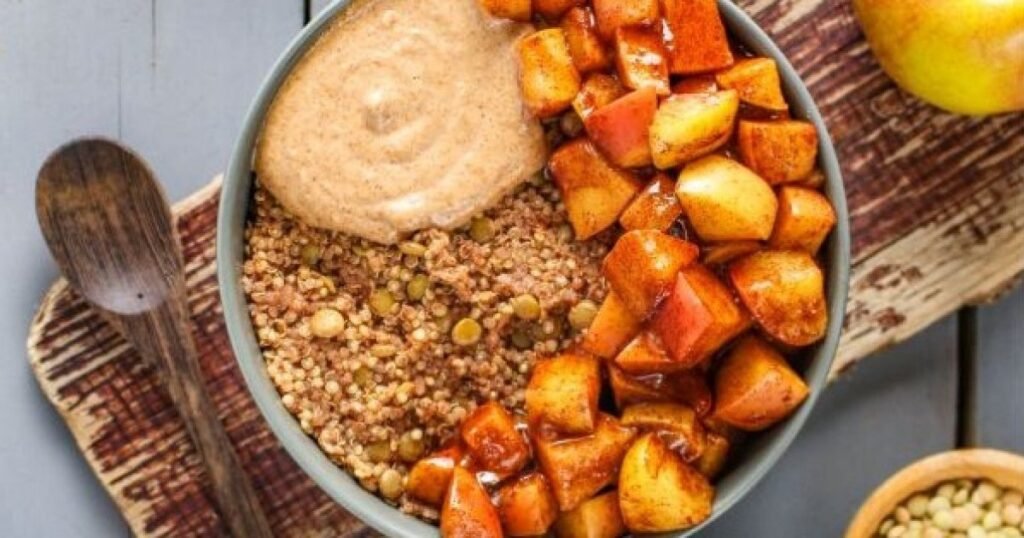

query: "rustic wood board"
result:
(25, 0), (1023, 536)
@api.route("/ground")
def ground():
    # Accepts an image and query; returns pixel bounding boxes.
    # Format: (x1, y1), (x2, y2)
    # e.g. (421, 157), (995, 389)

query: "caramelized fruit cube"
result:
(603, 229), (699, 317)
(614, 330), (686, 374)
(702, 240), (762, 266)
(407, 443), (466, 507)
(441, 466), (503, 538)
(535, 414), (637, 511)
(497, 472), (560, 536)
(621, 402), (707, 461)
(649, 91), (738, 169)
(572, 72), (627, 119)
(619, 433), (714, 532)
(550, 139), (644, 240)
(769, 186), (837, 254)
(729, 250), (827, 346)
(526, 353), (601, 435)
(713, 335), (810, 431)
(461, 401), (531, 477)
(660, 0), (734, 74)
(614, 26), (671, 96)
(561, 6), (611, 73)
(584, 87), (658, 168)
(582, 290), (643, 358)
(479, 0), (532, 21)
(737, 120), (819, 185)
(694, 432), (730, 478)
(672, 75), (719, 94)
(553, 491), (627, 538)
(518, 29), (582, 118)
(592, 0), (660, 40)
(715, 58), (788, 111)
(619, 173), (683, 232)
(675, 154), (778, 242)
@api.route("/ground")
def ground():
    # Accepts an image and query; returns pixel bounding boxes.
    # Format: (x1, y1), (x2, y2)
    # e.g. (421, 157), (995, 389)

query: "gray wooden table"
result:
(1, 2), (1020, 536)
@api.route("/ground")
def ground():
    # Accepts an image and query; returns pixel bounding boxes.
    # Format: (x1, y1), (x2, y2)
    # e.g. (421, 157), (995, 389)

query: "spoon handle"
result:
(103, 292), (275, 538)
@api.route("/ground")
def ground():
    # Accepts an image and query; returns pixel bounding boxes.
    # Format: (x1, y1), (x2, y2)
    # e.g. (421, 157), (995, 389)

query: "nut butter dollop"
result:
(255, 0), (547, 244)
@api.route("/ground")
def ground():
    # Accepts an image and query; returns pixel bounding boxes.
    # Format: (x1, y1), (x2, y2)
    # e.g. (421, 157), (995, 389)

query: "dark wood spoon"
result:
(36, 138), (274, 538)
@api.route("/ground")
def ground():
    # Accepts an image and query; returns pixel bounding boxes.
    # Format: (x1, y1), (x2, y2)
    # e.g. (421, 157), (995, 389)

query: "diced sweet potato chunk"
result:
(715, 58), (788, 111)
(660, 0), (734, 74)
(573, 73), (627, 120)
(518, 29), (582, 118)
(535, 414), (637, 511)
(550, 139), (644, 240)
(585, 88), (658, 168)
(561, 6), (610, 73)
(592, 0), (659, 40)
(651, 264), (751, 368)
(526, 353), (601, 435)
(441, 466), (503, 538)
(602, 229), (699, 317)
(535, 0), (585, 19)
(769, 186), (837, 254)
(479, 0), (532, 21)
(582, 291), (642, 358)
(694, 432), (730, 478)
(619, 433), (714, 532)
(621, 402), (707, 462)
(713, 335), (810, 431)
(497, 473), (560, 536)
(619, 174), (683, 232)
(614, 330), (684, 374)
(702, 240), (762, 266)
(614, 26), (670, 96)
(553, 491), (627, 538)
(737, 120), (819, 184)
(407, 443), (466, 507)
(729, 250), (827, 346)
(649, 91), (738, 169)
(461, 402), (531, 477)
(672, 75), (719, 94)
(675, 154), (778, 241)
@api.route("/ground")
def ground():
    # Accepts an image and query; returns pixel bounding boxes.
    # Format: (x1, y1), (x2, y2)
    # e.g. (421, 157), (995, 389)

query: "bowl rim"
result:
(845, 449), (1024, 538)
(216, 1), (852, 536)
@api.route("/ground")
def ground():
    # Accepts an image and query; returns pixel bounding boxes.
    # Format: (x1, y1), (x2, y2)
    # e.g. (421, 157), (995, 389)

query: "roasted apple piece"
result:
(660, 0), (734, 74)
(702, 240), (762, 266)
(602, 229), (700, 317)
(609, 367), (712, 416)
(694, 431), (730, 478)
(535, 0), (585, 19)
(669, 371), (714, 417)
(518, 29), (582, 118)
(592, 0), (659, 40)
(572, 72), (627, 120)
(610, 366), (671, 409)
(441, 466), (503, 538)
(737, 120), (819, 184)
(582, 290), (642, 358)
(614, 330), (685, 374)
(715, 58), (788, 112)
(550, 139), (644, 240)
(526, 353), (601, 435)
(672, 75), (719, 94)
(621, 402), (707, 462)
(729, 250), (827, 346)
(497, 472), (560, 537)
(553, 491), (626, 538)
(649, 90), (739, 169)
(713, 335), (810, 431)
(461, 401), (531, 477)
(561, 6), (610, 74)
(619, 174), (683, 232)
(651, 264), (751, 368)
(584, 87), (658, 168)
(619, 433), (714, 532)
(535, 414), (637, 511)
(675, 154), (778, 242)
(614, 26), (671, 96)
(406, 443), (466, 507)
(769, 186), (837, 254)
(479, 0), (532, 21)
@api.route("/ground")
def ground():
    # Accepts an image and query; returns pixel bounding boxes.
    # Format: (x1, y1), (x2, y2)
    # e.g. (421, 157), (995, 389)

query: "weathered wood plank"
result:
(973, 288), (1024, 453)
(705, 316), (959, 537)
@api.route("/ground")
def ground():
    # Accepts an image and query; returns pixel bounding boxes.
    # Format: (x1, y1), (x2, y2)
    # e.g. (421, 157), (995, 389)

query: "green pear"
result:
(853, 0), (1024, 115)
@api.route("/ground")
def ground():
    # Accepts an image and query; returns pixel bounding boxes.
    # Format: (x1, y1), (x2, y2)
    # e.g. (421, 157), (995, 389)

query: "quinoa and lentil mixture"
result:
(242, 176), (611, 517)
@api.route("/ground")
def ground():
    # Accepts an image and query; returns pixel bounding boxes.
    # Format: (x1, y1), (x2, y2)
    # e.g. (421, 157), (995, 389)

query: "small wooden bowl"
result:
(846, 449), (1024, 538)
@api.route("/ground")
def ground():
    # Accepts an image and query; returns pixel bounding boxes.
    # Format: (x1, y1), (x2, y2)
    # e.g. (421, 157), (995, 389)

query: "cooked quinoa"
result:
(242, 177), (611, 517)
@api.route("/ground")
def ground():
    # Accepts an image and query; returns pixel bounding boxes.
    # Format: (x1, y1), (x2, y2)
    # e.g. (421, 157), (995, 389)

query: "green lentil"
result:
(470, 217), (496, 244)
(300, 244), (322, 266)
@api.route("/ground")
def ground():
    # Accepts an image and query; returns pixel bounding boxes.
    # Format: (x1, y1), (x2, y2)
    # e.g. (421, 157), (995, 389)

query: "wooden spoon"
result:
(36, 138), (274, 538)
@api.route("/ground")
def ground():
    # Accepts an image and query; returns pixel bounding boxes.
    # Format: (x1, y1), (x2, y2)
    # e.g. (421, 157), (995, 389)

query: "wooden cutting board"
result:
(25, 1), (1023, 536)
